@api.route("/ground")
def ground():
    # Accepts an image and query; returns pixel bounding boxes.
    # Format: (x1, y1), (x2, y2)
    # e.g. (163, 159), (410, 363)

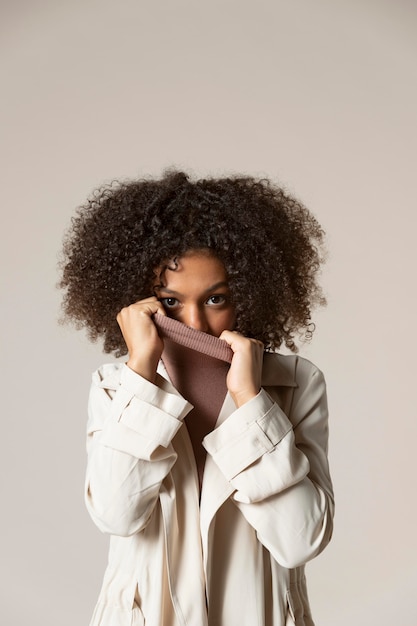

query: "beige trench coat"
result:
(85, 353), (334, 626)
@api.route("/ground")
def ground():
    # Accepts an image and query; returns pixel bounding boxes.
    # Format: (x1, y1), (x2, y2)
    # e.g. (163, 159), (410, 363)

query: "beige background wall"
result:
(1, 1), (416, 624)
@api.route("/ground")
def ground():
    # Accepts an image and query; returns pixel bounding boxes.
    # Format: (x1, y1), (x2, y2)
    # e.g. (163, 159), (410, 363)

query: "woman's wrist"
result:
(126, 357), (158, 383)
(230, 388), (260, 408)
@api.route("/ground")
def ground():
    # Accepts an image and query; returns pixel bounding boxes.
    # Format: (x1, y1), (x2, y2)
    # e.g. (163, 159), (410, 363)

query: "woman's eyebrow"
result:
(157, 281), (229, 296)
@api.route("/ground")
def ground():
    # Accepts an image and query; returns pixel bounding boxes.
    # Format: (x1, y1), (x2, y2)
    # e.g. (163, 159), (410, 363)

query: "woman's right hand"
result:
(116, 297), (166, 382)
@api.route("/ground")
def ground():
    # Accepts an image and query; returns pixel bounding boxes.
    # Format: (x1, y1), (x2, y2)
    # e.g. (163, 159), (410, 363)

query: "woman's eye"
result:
(206, 295), (226, 306)
(160, 297), (180, 309)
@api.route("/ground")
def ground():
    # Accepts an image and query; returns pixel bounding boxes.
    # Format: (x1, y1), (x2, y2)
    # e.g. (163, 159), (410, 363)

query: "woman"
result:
(59, 170), (334, 626)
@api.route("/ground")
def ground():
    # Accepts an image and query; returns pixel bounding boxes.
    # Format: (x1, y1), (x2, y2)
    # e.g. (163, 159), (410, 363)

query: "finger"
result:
(219, 330), (262, 349)
(219, 329), (240, 343)
(117, 297), (166, 320)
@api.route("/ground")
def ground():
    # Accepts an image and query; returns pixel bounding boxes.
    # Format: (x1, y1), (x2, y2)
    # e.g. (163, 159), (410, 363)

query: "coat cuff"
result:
(120, 365), (192, 419)
(99, 365), (192, 458)
(203, 389), (293, 481)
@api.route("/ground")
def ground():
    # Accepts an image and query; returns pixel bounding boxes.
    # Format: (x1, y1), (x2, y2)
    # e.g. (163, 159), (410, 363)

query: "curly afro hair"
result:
(59, 170), (326, 356)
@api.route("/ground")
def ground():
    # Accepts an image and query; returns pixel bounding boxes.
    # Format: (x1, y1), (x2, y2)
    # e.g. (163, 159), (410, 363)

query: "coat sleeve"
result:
(202, 357), (334, 569)
(84, 364), (192, 536)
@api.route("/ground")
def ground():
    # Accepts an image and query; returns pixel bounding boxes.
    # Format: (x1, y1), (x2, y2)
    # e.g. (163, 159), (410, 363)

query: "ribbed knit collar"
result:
(152, 314), (233, 363)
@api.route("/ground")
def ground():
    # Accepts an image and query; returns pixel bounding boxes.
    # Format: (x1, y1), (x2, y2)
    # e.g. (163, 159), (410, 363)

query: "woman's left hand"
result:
(219, 331), (264, 408)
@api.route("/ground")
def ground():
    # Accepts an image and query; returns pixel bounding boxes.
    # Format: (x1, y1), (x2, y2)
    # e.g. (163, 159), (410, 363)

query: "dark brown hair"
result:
(59, 170), (326, 356)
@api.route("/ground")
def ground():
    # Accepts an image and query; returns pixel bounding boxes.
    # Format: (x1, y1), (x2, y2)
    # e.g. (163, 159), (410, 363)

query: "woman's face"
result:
(154, 250), (236, 337)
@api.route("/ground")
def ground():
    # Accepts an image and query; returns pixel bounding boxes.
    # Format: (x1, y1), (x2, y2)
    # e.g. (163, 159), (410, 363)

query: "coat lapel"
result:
(261, 352), (298, 388)
(199, 352), (298, 577)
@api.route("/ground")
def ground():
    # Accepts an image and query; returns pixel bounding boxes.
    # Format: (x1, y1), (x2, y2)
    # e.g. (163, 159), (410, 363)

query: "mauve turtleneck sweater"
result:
(153, 314), (233, 486)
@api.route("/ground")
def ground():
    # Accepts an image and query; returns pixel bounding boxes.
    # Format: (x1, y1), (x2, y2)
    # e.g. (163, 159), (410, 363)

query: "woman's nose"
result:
(183, 306), (208, 332)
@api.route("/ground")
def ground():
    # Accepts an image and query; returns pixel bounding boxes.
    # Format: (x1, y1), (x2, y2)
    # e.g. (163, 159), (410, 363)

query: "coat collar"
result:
(97, 352), (297, 392)
(261, 352), (298, 388)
